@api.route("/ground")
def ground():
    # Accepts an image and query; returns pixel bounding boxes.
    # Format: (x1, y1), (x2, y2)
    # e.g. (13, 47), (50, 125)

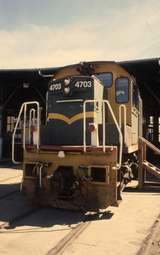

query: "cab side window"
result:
(96, 73), (112, 88)
(116, 77), (129, 103)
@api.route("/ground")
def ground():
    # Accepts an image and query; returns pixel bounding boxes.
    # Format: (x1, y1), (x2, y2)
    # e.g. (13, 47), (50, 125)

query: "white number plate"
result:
(74, 81), (92, 88)
(50, 83), (62, 91)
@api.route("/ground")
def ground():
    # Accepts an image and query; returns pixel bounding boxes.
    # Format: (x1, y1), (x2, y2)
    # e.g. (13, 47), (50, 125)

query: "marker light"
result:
(88, 123), (97, 132)
(64, 87), (70, 94)
(58, 151), (65, 158)
(64, 78), (70, 86)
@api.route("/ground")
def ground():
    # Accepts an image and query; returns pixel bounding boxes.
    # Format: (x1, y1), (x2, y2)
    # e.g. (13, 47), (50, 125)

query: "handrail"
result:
(12, 101), (40, 164)
(12, 103), (25, 164)
(138, 136), (160, 189)
(102, 101), (106, 152)
(139, 136), (160, 155)
(23, 104), (27, 150)
(119, 105), (127, 144)
(29, 108), (36, 144)
(83, 99), (123, 167)
(83, 102), (87, 151)
(104, 100), (123, 167)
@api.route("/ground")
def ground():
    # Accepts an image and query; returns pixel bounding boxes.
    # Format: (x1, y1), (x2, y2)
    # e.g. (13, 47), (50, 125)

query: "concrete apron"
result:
(63, 184), (160, 255)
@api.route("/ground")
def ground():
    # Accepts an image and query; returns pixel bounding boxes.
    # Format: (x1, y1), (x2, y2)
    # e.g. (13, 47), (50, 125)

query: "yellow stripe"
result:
(48, 112), (96, 125)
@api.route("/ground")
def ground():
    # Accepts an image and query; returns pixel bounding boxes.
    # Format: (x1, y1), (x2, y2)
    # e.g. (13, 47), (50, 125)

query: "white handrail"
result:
(83, 100), (123, 167)
(29, 108), (36, 144)
(39, 164), (43, 188)
(139, 136), (160, 155)
(83, 102), (87, 152)
(23, 104), (27, 150)
(12, 103), (25, 164)
(12, 101), (40, 164)
(102, 101), (106, 152)
(119, 104), (127, 144)
(104, 100), (123, 167)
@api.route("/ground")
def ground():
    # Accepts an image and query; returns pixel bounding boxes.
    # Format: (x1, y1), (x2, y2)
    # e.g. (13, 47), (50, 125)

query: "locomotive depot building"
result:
(0, 57), (159, 161)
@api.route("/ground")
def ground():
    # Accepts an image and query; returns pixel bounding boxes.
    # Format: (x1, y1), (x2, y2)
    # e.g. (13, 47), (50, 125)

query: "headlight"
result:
(64, 78), (70, 86)
(64, 87), (70, 94)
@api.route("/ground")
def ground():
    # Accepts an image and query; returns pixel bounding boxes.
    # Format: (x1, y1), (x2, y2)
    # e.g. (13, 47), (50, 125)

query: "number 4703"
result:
(74, 81), (92, 88)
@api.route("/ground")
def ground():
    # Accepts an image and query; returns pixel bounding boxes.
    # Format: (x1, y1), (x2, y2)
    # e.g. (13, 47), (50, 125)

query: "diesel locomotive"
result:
(12, 61), (143, 211)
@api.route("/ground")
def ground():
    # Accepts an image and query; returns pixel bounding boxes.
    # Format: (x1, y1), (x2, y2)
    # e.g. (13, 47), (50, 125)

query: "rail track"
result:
(46, 210), (111, 255)
(137, 214), (160, 255)
(47, 219), (91, 255)
(0, 205), (92, 255)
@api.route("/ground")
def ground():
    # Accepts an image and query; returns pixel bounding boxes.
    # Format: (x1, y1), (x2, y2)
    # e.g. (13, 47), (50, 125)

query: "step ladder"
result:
(138, 137), (160, 188)
(142, 160), (160, 179)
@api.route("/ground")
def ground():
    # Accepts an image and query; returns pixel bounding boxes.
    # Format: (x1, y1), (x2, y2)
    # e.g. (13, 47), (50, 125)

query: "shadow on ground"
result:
(0, 162), (22, 170)
(0, 183), (19, 199)
(1, 179), (160, 232)
(0, 183), (114, 231)
(9, 208), (114, 230)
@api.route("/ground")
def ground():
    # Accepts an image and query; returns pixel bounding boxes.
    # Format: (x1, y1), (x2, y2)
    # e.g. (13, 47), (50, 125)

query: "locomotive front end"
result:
(22, 74), (122, 211)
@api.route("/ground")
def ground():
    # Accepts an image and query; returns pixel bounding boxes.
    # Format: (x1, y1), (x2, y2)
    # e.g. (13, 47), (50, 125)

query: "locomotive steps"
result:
(142, 161), (160, 179)
(138, 137), (160, 189)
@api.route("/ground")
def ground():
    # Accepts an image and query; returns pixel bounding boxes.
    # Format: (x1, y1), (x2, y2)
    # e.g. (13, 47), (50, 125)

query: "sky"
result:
(0, 0), (160, 68)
